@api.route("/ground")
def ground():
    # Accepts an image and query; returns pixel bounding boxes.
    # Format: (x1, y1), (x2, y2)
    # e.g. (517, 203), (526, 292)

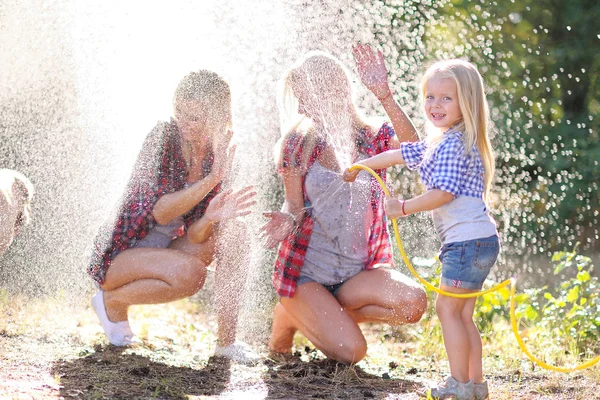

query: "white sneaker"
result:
(214, 341), (260, 365)
(91, 290), (138, 346)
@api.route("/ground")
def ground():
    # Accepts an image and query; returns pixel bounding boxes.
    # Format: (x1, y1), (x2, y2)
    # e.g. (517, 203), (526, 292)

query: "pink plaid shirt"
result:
(273, 122), (396, 297)
(88, 120), (220, 284)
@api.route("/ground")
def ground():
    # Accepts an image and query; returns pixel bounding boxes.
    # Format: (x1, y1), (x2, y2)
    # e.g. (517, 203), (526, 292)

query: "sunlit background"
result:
(0, 0), (598, 329)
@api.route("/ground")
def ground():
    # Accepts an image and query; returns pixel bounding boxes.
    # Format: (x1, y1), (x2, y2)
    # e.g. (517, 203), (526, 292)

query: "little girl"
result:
(344, 57), (498, 400)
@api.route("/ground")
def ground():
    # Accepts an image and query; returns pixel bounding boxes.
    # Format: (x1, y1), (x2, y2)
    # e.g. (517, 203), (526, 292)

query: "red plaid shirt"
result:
(88, 120), (220, 284)
(273, 122), (396, 297)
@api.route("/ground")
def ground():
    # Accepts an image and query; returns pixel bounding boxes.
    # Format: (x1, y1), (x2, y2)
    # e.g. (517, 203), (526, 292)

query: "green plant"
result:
(475, 245), (599, 354)
(535, 248), (600, 351)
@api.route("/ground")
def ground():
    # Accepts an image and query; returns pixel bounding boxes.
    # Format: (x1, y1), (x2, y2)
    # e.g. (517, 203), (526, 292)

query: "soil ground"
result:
(1, 289), (598, 400)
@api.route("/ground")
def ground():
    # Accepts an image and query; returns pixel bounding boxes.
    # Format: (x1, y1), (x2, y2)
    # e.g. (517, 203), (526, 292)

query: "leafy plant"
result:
(474, 245), (599, 353)
(536, 248), (600, 351)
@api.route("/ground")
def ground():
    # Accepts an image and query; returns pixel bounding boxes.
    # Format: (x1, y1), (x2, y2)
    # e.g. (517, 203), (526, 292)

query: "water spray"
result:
(349, 164), (599, 373)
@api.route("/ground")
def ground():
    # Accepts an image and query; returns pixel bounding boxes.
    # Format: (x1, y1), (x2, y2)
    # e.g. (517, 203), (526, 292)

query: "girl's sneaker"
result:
(422, 376), (475, 400)
(474, 381), (489, 400)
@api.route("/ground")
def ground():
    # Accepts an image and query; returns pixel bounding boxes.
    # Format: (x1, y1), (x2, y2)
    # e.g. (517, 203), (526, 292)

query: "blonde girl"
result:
(261, 50), (426, 364)
(345, 49), (498, 400)
(88, 70), (258, 363)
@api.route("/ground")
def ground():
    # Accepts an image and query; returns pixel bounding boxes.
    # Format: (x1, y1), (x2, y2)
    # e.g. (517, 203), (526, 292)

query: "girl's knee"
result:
(435, 294), (447, 312)
(435, 295), (464, 322)
(460, 307), (477, 325)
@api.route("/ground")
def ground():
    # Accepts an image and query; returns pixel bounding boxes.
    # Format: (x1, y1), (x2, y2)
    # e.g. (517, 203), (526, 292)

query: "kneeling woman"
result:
(262, 51), (427, 364)
(88, 70), (257, 362)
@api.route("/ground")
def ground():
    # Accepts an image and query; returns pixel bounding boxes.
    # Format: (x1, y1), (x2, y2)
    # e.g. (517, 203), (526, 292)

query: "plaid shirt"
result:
(273, 122), (396, 298)
(88, 120), (220, 284)
(400, 127), (485, 198)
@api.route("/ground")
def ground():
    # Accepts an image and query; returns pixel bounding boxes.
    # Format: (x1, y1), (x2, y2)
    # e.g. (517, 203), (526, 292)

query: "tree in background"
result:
(379, 0), (599, 262)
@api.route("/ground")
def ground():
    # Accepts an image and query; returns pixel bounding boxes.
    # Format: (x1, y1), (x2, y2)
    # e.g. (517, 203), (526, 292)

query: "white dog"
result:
(0, 169), (34, 257)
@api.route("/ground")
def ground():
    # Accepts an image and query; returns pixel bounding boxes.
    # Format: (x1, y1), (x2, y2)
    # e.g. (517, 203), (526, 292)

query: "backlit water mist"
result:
(1, 0), (597, 342)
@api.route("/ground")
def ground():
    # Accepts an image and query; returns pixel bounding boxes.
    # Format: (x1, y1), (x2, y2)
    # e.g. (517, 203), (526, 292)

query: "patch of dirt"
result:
(1, 293), (599, 399)
(53, 347), (233, 399)
(49, 347), (420, 399)
(262, 355), (419, 399)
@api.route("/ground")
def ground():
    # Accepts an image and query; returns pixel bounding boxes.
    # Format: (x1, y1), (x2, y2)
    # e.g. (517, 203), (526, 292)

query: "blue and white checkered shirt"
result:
(400, 128), (485, 199)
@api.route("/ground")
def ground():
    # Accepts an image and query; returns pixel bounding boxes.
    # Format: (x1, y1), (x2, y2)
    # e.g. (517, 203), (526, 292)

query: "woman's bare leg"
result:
(213, 222), (250, 347)
(171, 224), (251, 349)
(269, 302), (298, 353)
(270, 282), (368, 364)
(336, 267), (427, 325)
(100, 235), (212, 322)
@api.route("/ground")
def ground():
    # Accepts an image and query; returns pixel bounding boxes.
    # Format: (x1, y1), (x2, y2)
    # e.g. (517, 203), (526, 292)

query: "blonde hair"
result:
(173, 70), (232, 167)
(421, 59), (495, 199)
(276, 51), (368, 172)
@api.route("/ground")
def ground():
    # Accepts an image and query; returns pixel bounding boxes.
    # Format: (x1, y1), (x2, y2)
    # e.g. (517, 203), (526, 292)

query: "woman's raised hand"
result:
(352, 43), (391, 100)
(259, 211), (297, 249)
(204, 185), (257, 224)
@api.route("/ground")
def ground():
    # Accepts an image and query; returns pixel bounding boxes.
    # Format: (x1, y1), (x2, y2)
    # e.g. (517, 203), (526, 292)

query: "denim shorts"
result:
(439, 235), (500, 290)
(297, 275), (345, 297)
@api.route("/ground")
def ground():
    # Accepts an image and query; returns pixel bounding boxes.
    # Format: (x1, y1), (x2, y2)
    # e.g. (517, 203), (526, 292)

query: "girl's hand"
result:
(210, 130), (235, 184)
(352, 43), (391, 100)
(259, 211), (297, 248)
(343, 166), (360, 182)
(384, 195), (407, 218)
(204, 185), (257, 224)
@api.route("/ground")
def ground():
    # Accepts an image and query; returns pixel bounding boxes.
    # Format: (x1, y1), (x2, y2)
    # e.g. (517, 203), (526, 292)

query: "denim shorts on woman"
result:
(439, 235), (500, 290)
(296, 275), (345, 297)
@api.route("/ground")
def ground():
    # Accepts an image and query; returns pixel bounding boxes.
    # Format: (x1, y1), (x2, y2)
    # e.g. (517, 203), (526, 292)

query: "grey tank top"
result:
(301, 159), (373, 285)
(135, 216), (184, 249)
(135, 182), (190, 249)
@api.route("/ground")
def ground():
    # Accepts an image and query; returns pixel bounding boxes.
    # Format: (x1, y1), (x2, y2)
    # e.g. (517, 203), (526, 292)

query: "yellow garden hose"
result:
(349, 164), (599, 372)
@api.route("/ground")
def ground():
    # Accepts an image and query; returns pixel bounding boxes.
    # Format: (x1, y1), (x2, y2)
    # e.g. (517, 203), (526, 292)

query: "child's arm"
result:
(352, 43), (418, 144)
(343, 149), (405, 182)
(385, 189), (454, 218)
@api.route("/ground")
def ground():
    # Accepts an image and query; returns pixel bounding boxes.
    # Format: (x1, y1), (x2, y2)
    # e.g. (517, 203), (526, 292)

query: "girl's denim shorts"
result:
(439, 235), (500, 290)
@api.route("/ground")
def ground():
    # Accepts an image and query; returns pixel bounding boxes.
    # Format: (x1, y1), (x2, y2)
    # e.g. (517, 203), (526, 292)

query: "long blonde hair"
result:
(173, 70), (232, 169)
(276, 51), (368, 172)
(421, 59), (495, 199)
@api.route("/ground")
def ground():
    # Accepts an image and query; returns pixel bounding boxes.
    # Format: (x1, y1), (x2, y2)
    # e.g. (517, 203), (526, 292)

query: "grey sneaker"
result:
(474, 381), (489, 400)
(426, 376), (475, 400)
